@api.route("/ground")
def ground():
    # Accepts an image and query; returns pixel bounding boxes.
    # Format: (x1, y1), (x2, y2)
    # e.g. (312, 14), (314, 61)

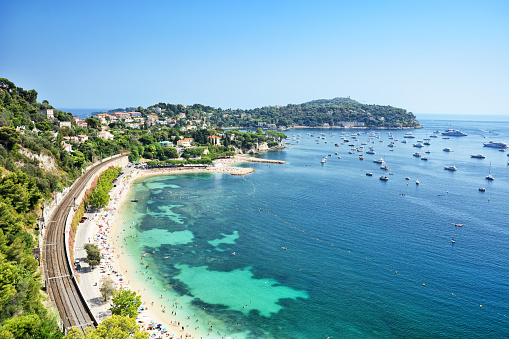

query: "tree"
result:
(256, 127), (263, 135)
(0, 126), (20, 150)
(66, 315), (148, 339)
(110, 289), (142, 318)
(84, 243), (101, 267)
(89, 189), (109, 208)
(99, 277), (115, 301)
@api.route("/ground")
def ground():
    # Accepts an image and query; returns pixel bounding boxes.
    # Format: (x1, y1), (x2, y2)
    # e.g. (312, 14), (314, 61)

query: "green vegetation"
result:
(99, 277), (115, 302)
(84, 243), (101, 267)
(109, 290), (142, 319)
(66, 315), (148, 339)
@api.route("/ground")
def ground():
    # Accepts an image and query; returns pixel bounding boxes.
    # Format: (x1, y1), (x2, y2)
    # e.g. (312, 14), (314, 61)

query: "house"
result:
(59, 121), (72, 128)
(73, 116), (80, 123)
(207, 135), (221, 146)
(62, 143), (72, 152)
(77, 134), (88, 143)
(38, 109), (54, 120)
(266, 124), (277, 130)
(78, 121), (88, 129)
(176, 138), (194, 147)
(97, 130), (114, 140)
(100, 125), (109, 131)
(178, 113), (186, 119)
(158, 141), (173, 147)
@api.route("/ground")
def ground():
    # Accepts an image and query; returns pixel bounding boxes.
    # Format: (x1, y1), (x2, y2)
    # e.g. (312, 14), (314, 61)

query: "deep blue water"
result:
(57, 108), (109, 119)
(121, 119), (509, 338)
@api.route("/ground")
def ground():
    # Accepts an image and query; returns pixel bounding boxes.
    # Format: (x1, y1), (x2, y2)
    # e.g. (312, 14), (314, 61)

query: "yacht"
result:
(413, 152), (421, 157)
(366, 172), (373, 176)
(404, 132), (416, 138)
(486, 163), (494, 180)
(470, 154), (486, 158)
(366, 150), (376, 154)
(421, 157), (429, 161)
(444, 165), (457, 171)
(441, 129), (467, 136)
(379, 175), (389, 181)
(413, 143), (424, 148)
(380, 165), (389, 170)
(443, 148), (452, 152)
(401, 140), (407, 144)
(373, 158), (385, 164)
(321, 157), (326, 164)
(483, 141), (508, 148)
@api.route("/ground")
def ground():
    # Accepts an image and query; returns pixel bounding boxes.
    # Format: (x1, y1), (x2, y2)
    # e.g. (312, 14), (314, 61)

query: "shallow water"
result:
(120, 119), (509, 338)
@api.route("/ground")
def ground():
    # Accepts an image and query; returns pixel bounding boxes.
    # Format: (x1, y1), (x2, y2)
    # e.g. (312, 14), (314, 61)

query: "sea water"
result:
(120, 118), (509, 338)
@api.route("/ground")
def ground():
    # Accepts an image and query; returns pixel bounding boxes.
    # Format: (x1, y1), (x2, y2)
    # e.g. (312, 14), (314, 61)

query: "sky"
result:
(1, 0), (508, 115)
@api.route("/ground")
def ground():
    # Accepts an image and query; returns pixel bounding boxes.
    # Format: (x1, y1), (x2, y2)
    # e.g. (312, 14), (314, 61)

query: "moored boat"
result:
(483, 141), (508, 148)
(470, 154), (486, 158)
(444, 165), (457, 171)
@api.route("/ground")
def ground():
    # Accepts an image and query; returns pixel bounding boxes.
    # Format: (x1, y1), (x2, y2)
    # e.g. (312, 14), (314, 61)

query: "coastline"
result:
(94, 157), (268, 338)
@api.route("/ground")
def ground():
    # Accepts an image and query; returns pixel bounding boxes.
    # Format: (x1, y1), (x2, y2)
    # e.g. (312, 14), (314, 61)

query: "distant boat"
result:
(441, 129), (467, 136)
(470, 154), (486, 158)
(443, 148), (452, 152)
(421, 157), (429, 161)
(401, 140), (407, 143)
(479, 187), (486, 192)
(373, 158), (384, 164)
(366, 172), (373, 176)
(404, 132), (416, 138)
(444, 165), (457, 171)
(405, 177), (410, 180)
(416, 179), (420, 185)
(413, 152), (421, 157)
(483, 141), (508, 148)
(413, 143), (424, 148)
(321, 157), (326, 164)
(380, 165), (389, 170)
(486, 162), (494, 180)
(131, 199), (139, 202)
(454, 223), (465, 227)
(366, 150), (376, 154)
(379, 175), (389, 181)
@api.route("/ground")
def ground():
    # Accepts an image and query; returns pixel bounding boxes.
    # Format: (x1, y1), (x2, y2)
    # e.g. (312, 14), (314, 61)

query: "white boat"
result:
(443, 148), (452, 152)
(413, 143), (424, 148)
(401, 140), (407, 143)
(416, 179), (420, 185)
(483, 141), (508, 148)
(444, 165), (457, 171)
(486, 163), (494, 180)
(441, 129), (467, 136)
(404, 132), (416, 138)
(379, 175), (388, 181)
(373, 158), (384, 164)
(366, 150), (376, 154)
(366, 172), (373, 176)
(470, 154), (486, 158)
(405, 177), (410, 180)
(421, 157), (429, 161)
(380, 165), (389, 170)
(413, 152), (421, 157)
(321, 157), (326, 164)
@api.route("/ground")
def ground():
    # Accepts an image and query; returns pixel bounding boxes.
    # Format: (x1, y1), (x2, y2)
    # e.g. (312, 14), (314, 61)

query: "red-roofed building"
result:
(207, 135), (221, 145)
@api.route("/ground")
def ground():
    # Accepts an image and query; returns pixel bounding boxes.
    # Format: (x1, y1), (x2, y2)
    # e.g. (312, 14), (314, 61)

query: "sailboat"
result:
(486, 162), (494, 180)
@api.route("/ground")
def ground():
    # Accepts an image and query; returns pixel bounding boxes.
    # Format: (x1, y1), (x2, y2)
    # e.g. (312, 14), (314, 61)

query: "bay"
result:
(120, 118), (509, 338)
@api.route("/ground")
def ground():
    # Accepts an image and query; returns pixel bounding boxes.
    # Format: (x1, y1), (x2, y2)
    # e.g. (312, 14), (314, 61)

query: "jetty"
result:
(234, 156), (287, 164)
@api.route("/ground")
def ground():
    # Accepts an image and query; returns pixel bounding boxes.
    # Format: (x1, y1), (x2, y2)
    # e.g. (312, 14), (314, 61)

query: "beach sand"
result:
(94, 158), (257, 338)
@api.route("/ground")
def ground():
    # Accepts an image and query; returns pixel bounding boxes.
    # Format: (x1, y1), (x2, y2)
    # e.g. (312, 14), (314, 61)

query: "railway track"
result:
(42, 156), (125, 333)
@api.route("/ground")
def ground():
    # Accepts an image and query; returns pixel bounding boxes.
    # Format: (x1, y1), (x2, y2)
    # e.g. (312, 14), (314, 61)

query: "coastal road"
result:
(42, 156), (127, 333)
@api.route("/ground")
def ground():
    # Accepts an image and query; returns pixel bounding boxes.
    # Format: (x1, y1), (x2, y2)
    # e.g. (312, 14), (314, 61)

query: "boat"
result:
(444, 165), (457, 171)
(321, 157), (326, 164)
(413, 143), (424, 148)
(379, 175), (388, 181)
(366, 150), (376, 154)
(131, 199), (139, 202)
(335, 143), (339, 147)
(405, 177), (410, 180)
(454, 223), (465, 227)
(430, 135), (438, 138)
(451, 238), (455, 243)
(483, 141), (508, 148)
(421, 157), (429, 161)
(486, 162), (494, 180)
(359, 155), (364, 160)
(423, 141), (430, 145)
(413, 152), (421, 157)
(380, 165), (389, 170)
(425, 151), (431, 154)
(401, 140), (407, 143)
(366, 172), (373, 176)
(416, 179), (420, 185)
(404, 132), (416, 138)
(470, 154), (486, 158)
(479, 187), (486, 192)
(443, 148), (452, 152)
(441, 129), (467, 136)
(373, 158), (384, 164)
(338, 156), (341, 159)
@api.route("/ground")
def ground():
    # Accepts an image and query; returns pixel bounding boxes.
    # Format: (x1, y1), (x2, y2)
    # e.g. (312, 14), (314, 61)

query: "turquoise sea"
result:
(120, 118), (509, 338)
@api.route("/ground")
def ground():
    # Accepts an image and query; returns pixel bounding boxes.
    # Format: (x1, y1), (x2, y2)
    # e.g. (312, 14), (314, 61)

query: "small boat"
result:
(444, 165), (457, 171)
(454, 223), (465, 227)
(379, 175), (388, 181)
(380, 165), (389, 170)
(131, 199), (139, 202)
(486, 162), (494, 180)
(425, 151), (431, 154)
(405, 177), (410, 180)
(359, 155), (364, 160)
(321, 157), (326, 164)
(451, 238), (455, 243)
(470, 154), (486, 158)
(338, 156), (341, 159)
(335, 143), (339, 147)
(366, 150), (376, 154)
(373, 158), (384, 164)
(479, 187), (486, 192)
(404, 132), (415, 138)
(401, 140), (407, 143)
(421, 157), (429, 161)
(443, 148), (452, 152)
(413, 152), (421, 157)
(441, 129), (467, 136)
(416, 179), (420, 185)
(366, 173), (373, 176)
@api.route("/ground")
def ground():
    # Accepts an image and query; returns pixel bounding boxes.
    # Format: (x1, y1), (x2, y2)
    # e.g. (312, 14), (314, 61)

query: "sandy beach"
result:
(88, 157), (260, 338)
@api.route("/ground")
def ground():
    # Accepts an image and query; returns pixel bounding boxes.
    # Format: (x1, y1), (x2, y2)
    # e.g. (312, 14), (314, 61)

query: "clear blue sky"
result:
(1, 0), (508, 115)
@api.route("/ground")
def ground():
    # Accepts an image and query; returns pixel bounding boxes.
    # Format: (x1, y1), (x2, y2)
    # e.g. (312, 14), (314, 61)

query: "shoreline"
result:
(90, 156), (271, 338)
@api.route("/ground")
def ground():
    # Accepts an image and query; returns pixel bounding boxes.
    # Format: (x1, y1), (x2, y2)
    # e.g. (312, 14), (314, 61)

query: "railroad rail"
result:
(42, 156), (126, 333)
